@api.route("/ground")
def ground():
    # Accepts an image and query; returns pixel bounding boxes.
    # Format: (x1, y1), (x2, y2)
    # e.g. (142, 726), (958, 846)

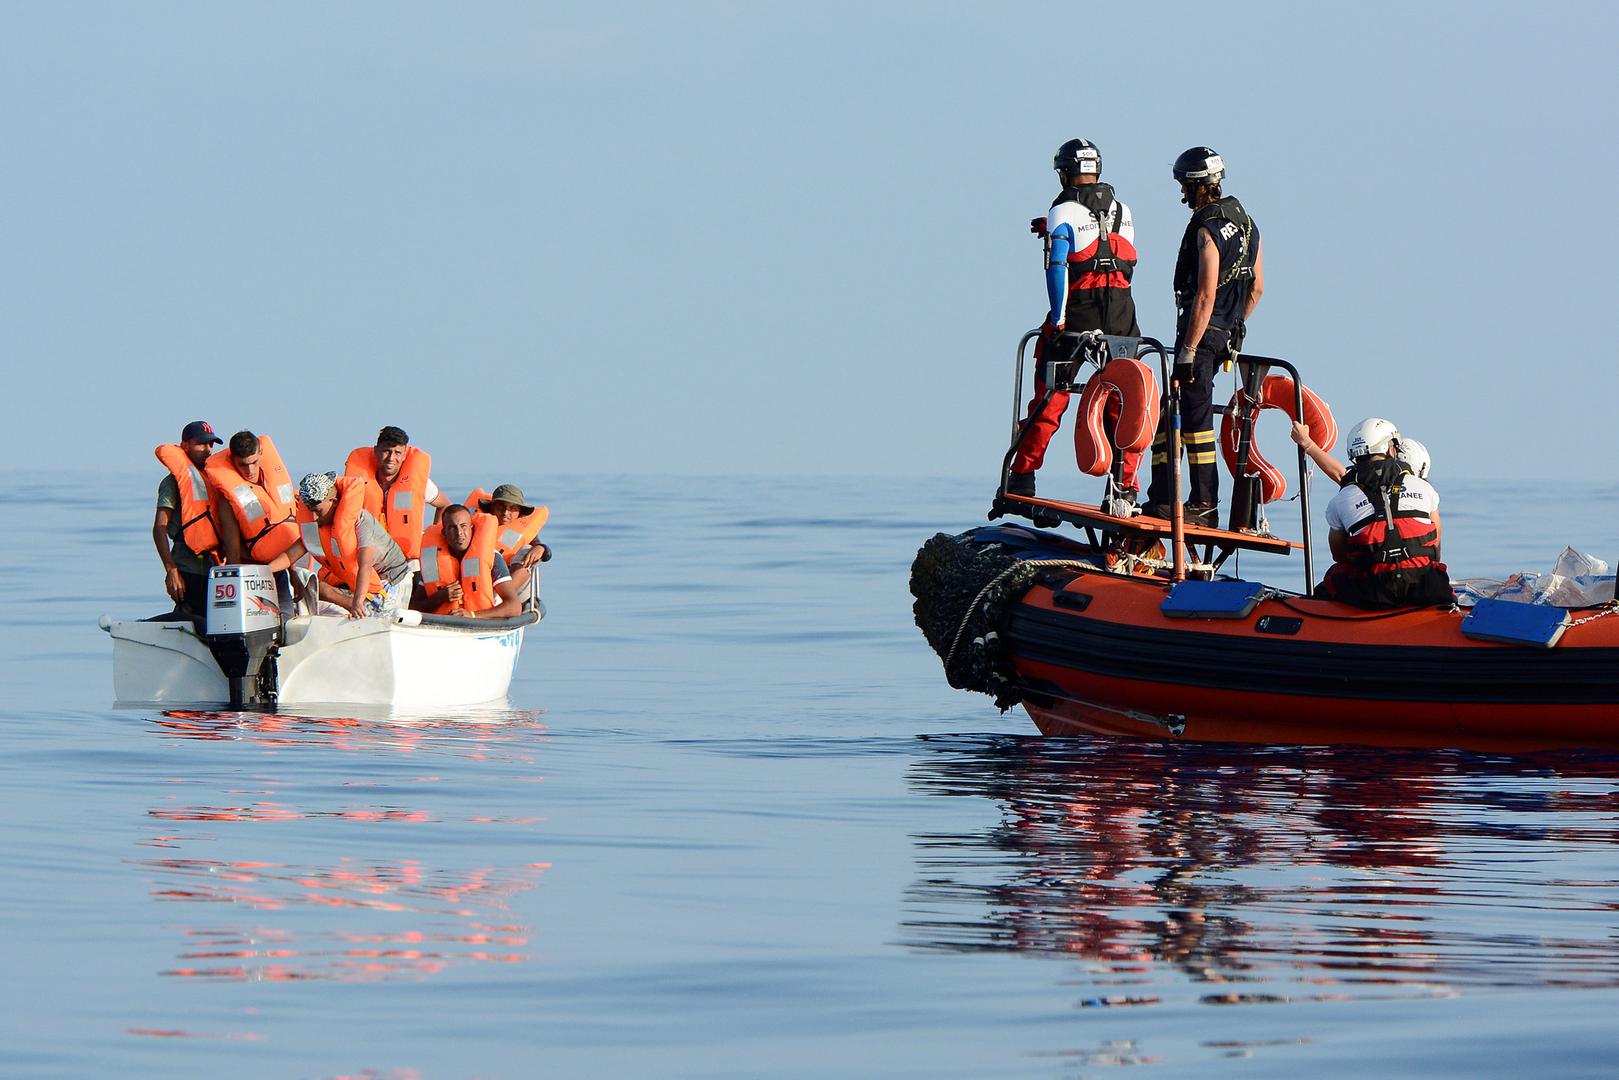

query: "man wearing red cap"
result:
(153, 420), (223, 618)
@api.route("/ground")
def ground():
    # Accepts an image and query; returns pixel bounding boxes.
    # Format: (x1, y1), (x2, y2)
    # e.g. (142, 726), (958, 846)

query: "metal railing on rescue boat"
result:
(996, 328), (1319, 593)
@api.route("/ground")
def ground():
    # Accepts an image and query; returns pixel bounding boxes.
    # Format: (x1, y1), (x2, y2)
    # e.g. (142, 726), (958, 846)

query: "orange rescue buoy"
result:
(1219, 375), (1336, 503)
(1073, 359), (1160, 478)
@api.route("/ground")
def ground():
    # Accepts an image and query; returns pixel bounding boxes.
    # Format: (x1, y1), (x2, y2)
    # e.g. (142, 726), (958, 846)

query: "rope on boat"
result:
(1109, 550), (1215, 577)
(910, 532), (1095, 710)
(942, 558), (1097, 673)
(1566, 601), (1619, 629)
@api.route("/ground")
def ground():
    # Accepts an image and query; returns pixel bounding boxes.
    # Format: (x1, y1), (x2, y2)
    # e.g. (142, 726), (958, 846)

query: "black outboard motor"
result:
(204, 564), (282, 708)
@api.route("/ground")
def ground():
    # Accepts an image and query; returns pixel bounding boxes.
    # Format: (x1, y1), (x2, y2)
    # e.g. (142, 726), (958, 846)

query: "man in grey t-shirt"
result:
(353, 509), (412, 590)
(153, 420), (223, 617)
(265, 473), (415, 619)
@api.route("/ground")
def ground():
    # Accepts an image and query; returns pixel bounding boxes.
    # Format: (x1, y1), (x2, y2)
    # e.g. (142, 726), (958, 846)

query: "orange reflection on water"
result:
(153, 709), (545, 766)
(138, 857), (545, 981)
(127, 1027), (264, 1041)
(137, 709), (551, 986)
(904, 738), (1619, 998)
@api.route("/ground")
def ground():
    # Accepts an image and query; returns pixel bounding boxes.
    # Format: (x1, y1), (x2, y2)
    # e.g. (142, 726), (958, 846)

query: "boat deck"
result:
(998, 493), (1301, 558)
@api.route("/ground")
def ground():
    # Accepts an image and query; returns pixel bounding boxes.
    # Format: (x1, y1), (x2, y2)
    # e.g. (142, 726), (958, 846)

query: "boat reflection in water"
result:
(132, 708), (550, 984)
(902, 734), (1619, 1003)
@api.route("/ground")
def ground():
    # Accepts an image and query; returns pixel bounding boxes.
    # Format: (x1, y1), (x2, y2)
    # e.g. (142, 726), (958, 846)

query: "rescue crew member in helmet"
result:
(1291, 420), (1432, 485)
(1144, 147), (1264, 527)
(153, 420), (223, 617)
(1007, 139), (1142, 507)
(1315, 418), (1453, 610)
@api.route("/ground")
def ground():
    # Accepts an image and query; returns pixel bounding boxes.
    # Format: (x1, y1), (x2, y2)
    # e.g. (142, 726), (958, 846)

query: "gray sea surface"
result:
(4, 470), (1619, 1078)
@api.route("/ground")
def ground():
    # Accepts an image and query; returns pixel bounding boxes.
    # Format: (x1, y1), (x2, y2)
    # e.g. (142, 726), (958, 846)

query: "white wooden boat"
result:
(101, 564), (542, 709)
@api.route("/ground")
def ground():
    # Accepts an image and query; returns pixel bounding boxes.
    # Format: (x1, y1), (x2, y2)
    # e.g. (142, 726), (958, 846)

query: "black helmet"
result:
(1053, 138), (1101, 178)
(1172, 146), (1225, 185)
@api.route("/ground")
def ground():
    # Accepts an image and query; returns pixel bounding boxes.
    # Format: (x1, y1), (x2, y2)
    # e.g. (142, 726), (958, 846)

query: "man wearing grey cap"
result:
(152, 420), (224, 618)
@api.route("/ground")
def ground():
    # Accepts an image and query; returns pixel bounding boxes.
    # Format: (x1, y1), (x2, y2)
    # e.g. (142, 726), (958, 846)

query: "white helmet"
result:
(1347, 417), (1400, 460)
(1396, 437), (1431, 479)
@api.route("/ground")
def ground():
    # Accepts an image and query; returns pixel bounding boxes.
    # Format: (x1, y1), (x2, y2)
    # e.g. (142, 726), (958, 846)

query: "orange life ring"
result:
(1219, 375), (1336, 503)
(1073, 359), (1160, 478)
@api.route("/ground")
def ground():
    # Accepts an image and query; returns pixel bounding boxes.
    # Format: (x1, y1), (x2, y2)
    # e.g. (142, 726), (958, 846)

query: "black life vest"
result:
(1052, 183), (1134, 281)
(1319, 458), (1452, 609)
(1173, 195), (1257, 334)
(1050, 183), (1139, 335)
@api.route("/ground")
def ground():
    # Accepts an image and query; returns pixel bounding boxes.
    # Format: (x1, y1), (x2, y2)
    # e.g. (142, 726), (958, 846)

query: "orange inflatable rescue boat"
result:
(917, 333), (1619, 752)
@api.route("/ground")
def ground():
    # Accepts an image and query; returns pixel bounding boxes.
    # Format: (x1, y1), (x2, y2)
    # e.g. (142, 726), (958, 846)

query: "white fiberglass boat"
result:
(101, 564), (542, 709)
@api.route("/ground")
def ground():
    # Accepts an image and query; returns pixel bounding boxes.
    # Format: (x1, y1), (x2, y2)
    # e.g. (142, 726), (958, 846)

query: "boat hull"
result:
(912, 526), (1619, 751)
(105, 614), (529, 709)
(1021, 675), (1619, 753)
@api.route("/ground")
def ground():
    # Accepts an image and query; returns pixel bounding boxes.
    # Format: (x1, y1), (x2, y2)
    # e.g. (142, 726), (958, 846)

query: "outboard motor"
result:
(204, 564), (282, 709)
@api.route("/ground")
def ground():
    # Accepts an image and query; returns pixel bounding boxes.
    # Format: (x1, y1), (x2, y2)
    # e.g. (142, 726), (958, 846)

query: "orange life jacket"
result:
(345, 446), (431, 560)
(204, 435), (300, 563)
(466, 487), (549, 559)
(154, 444), (221, 557)
(418, 513), (498, 613)
(295, 475), (384, 595)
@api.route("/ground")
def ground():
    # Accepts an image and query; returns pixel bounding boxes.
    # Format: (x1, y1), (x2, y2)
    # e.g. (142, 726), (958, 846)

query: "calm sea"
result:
(4, 470), (1619, 1078)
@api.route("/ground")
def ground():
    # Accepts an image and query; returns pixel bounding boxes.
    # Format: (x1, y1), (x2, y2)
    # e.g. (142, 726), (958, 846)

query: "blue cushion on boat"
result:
(1461, 598), (1569, 649)
(1161, 580), (1268, 619)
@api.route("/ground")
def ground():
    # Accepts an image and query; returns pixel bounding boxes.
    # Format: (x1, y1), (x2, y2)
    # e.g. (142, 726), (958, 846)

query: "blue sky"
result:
(5, 1), (1616, 482)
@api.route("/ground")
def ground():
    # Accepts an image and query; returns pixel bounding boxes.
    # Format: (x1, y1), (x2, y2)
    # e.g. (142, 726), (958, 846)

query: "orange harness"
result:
(154, 444), (220, 557)
(296, 475), (384, 595)
(466, 487), (549, 559)
(418, 513), (498, 613)
(345, 446), (432, 560)
(1219, 375), (1337, 503)
(204, 435), (300, 563)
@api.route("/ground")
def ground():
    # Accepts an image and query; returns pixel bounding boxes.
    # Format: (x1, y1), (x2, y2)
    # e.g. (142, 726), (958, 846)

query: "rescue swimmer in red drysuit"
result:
(1315, 418), (1453, 610)
(1006, 139), (1142, 511)
(1143, 147), (1264, 528)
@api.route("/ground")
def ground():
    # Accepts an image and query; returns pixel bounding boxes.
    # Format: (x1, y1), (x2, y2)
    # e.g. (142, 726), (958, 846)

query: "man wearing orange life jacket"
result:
(411, 504), (524, 620)
(153, 420), (224, 617)
(265, 472), (414, 619)
(471, 483), (551, 595)
(205, 430), (302, 565)
(343, 426), (450, 562)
